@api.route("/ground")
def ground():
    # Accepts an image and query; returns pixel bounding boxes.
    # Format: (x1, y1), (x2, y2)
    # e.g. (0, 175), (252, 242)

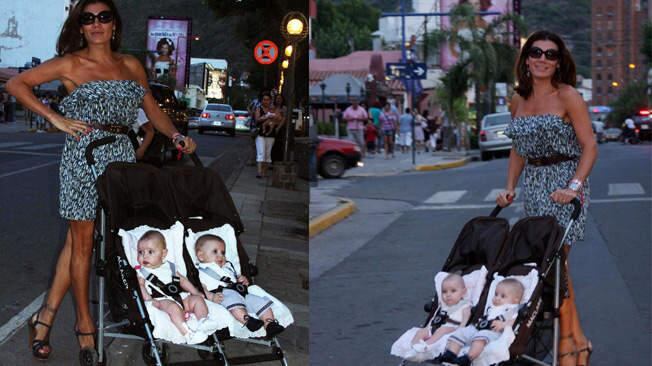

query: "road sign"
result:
(385, 62), (427, 80)
(254, 40), (279, 65)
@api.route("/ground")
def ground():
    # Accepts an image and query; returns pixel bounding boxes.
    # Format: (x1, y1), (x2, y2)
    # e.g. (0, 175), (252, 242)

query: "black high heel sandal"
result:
(75, 328), (98, 366)
(28, 306), (55, 360)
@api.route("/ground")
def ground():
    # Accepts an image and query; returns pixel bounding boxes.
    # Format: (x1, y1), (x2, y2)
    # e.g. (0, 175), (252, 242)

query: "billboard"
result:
(146, 17), (191, 91)
(0, 0), (69, 67)
(206, 69), (227, 100)
(440, 0), (512, 70)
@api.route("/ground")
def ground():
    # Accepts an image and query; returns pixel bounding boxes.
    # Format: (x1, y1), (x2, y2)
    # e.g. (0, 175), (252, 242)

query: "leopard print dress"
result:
(505, 114), (589, 244)
(58, 80), (146, 220)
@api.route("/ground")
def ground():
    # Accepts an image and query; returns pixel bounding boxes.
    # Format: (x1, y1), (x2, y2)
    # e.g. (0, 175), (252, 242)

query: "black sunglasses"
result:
(527, 46), (560, 61)
(79, 11), (114, 25)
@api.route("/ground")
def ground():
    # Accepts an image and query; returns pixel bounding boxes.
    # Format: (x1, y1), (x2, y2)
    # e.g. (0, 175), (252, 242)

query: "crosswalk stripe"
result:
(423, 190), (467, 204)
(0, 142), (31, 148)
(17, 143), (62, 151)
(608, 183), (645, 196)
(484, 188), (522, 202)
(413, 197), (652, 211)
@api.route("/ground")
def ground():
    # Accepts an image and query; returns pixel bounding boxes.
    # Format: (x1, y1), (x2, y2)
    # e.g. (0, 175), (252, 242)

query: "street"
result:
(0, 128), (310, 365)
(309, 142), (652, 365)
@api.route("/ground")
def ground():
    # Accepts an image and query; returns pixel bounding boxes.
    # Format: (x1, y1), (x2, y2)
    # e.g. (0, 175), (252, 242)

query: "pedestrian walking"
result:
(368, 101), (383, 152)
(253, 91), (279, 178)
(246, 98), (260, 166)
(342, 99), (367, 157)
(5, 0), (196, 363)
(379, 103), (398, 159)
(414, 109), (426, 153)
(364, 120), (378, 155)
(398, 108), (413, 153)
(622, 116), (636, 144)
(271, 94), (287, 163)
(495, 30), (596, 366)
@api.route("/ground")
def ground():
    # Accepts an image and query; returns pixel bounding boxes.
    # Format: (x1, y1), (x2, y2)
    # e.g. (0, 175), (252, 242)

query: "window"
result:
(596, 86), (602, 94)
(596, 47), (602, 55)
(596, 60), (602, 67)
(607, 73), (612, 80)
(596, 73), (602, 80)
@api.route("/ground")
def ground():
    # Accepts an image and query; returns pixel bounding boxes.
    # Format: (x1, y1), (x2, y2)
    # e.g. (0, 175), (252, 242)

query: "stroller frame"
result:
(86, 137), (289, 366)
(399, 200), (582, 366)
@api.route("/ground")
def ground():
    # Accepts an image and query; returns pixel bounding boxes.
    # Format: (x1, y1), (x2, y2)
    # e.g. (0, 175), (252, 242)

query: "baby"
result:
(438, 278), (525, 366)
(411, 274), (472, 352)
(195, 234), (285, 337)
(136, 230), (216, 343)
(261, 112), (276, 135)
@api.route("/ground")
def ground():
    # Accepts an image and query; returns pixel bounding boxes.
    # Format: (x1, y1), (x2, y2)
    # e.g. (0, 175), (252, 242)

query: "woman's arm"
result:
(6, 56), (89, 137)
(497, 94), (525, 207)
(562, 86), (597, 183)
(135, 122), (154, 160)
(125, 55), (195, 153)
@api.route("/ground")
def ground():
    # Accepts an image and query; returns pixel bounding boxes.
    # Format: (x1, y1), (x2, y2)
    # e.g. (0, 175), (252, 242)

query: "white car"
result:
(479, 112), (513, 161)
(198, 103), (236, 137)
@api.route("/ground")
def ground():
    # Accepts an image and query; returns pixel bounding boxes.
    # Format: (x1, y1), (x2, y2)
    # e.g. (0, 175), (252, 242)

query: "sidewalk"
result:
(309, 149), (477, 237)
(0, 160), (308, 365)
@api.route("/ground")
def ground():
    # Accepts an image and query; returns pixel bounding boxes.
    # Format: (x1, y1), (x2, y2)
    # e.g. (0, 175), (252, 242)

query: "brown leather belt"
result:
(527, 154), (577, 167)
(90, 123), (129, 134)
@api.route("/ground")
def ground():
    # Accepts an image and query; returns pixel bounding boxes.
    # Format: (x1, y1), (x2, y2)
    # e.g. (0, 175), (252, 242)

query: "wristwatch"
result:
(567, 179), (583, 192)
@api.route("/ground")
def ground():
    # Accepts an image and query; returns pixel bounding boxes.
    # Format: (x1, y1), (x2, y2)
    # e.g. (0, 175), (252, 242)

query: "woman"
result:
(413, 109), (427, 153)
(270, 93), (287, 163)
(151, 37), (177, 83)
(254, 91), (278, 178)
(6, 0), (196, 363)
(379, 103), (398, 159)
(496, 30), (596, 366)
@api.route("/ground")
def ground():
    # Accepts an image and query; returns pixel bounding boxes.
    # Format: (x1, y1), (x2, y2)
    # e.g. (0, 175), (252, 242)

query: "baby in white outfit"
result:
(411, 273), (472, 352)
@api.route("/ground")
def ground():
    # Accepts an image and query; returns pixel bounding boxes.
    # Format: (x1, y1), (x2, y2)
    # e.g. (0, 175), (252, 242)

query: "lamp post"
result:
(345, 82), (351, 102)
(280, 11), (308, 163)
(320, 81), (326, 124)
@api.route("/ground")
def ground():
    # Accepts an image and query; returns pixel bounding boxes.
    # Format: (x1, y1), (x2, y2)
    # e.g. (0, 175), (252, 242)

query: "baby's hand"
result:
(490, 320), (506, 332)
(211, 293), (224, 303)
(237, 275), (249, 286)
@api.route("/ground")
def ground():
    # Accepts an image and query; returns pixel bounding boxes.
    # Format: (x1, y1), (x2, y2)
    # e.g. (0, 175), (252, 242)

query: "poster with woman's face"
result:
(146, 18), (190, 91)
(440, 0), (512, 70)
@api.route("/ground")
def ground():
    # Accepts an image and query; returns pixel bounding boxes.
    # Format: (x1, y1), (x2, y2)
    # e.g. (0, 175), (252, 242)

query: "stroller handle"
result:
(177, 139), (203, 168)
(570, 197), (581, 220)
(489, 205), (502, 217)
(85, 136), (117, 166)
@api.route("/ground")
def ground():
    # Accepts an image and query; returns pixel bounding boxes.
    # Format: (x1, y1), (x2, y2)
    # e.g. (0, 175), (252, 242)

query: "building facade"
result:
(591, 0), (648, 105)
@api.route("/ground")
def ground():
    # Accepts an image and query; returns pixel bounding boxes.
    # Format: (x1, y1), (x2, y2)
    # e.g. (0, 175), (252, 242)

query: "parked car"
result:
(603, 127), (622, 142)
(632, 111), (651, 140)
(198, 103), (236, 136)
(234, 110), (250, 131)
(317, 137), (362, 178)
(478, 112), (512, 161)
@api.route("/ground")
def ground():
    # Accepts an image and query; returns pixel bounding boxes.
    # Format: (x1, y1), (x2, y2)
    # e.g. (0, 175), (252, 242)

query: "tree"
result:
(642, 22), (652, 65)
(313, 0), (380, 58)
(607, 81), (647, 127)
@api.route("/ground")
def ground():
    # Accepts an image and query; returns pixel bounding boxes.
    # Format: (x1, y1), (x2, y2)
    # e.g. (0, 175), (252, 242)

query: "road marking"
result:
(0, 142), (31, 148)
(608, 183), (645, 196)
(423, 190), (467, 204)
(414, 197), (652, 211)
(0, 292), (45, 346)
(484, 188), (522, 202)
(0, 149), (60, 157)
(17, 143), (62, 151)
(0, 161), (59, 179)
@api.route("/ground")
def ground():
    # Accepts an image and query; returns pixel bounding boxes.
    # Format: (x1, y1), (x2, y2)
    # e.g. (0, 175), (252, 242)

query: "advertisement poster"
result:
(146, 17), (191, 91)
(206, 68), (227, 100)
(440, 0), (511, 70)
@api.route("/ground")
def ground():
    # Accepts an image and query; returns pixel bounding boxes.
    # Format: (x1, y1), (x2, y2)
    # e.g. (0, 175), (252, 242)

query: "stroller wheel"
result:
(142, 342), (168, 366)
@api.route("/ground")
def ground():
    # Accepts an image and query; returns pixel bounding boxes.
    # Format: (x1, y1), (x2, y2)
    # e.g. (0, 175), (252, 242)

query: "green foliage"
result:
(314, 0), (380, 58)
(606, 81), (648, 126)
(317, 121), (335, 135)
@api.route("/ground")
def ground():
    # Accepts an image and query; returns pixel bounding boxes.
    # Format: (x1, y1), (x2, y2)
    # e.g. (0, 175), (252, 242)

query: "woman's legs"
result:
(263, 137), (275, 177)
(559, 244), (588, 365)
(69, 220), (96, 349)
(255, 136), (265, 177)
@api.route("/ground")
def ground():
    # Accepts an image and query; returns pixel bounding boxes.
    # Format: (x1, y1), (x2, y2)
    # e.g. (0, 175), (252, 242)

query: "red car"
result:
(317, 136), (362, 178)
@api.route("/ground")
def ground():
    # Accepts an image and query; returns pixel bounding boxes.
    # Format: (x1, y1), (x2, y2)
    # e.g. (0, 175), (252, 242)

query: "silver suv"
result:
(198, 103), (236, 137)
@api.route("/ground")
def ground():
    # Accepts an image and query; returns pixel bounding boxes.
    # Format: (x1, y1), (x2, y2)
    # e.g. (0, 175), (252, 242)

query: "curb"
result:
(414, 157), (471, 171)
(309, 199), (356, 238)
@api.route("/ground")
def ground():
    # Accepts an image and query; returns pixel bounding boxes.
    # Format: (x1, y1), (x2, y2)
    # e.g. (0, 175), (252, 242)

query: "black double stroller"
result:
(85, 137), (289, 365)
(398, 201), (582, 366)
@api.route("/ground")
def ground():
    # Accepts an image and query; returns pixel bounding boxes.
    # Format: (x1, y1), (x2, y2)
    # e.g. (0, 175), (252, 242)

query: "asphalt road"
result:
(310, 142), (651, 365)
(0, 128), (252, 363)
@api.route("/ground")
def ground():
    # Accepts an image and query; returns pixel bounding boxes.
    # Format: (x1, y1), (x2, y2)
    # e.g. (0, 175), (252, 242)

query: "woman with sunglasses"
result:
(495, 31), (596, 366)
(6, 0), (196, 364)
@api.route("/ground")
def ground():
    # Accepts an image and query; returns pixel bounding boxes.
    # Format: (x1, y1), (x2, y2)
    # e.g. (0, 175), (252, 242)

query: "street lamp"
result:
(320, 82), (326, 123)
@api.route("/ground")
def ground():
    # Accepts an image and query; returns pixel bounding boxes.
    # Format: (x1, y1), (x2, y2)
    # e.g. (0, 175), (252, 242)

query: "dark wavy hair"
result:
(56, 0), (122, 56)
(156, 38), (175, 54)
(514, 30), (576, 99)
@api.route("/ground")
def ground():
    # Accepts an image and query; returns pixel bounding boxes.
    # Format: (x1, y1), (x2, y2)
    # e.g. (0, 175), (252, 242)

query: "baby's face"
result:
(441, 279), (466, 306)
(492, 283), (521, 306)
(197, 240), (226, 267)
(137, 238), (167, 268)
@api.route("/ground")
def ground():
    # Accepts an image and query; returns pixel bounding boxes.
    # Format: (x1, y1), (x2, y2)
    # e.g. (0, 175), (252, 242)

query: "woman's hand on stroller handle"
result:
(496, 189), (516, 208)
(174, 135), (196, 154)
(237, 275), (250, 286)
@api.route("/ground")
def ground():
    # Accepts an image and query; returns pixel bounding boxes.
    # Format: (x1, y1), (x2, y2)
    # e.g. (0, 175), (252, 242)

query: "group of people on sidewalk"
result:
(341, 99), (443, 160)
(248, 91), (288, 179)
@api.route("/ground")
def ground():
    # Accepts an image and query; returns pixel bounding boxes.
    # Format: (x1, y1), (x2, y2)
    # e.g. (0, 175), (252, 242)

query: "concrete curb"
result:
(309, 198), (357, 238)
(414, 157), (471, 171)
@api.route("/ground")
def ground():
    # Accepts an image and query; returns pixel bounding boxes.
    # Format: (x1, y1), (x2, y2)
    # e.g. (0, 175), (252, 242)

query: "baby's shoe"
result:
(197, 317), (220, 332)
(264, 320), (285, 338)
(435, 349), (458, 363)
(185, 330), (208, 345)
(244, 316), (264, 332)
(411, 340), (428, 353)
